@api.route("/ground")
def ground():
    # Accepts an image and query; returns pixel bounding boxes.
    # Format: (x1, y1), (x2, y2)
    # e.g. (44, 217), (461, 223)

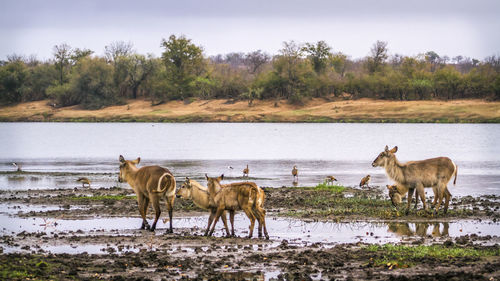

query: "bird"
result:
(12, 162), (22, 172)
(360, 175), (371, 189)
(292, 165), (298, 182)
(243, 164), (249, 178)
(76, 177), (91, 188)
(325, 176), (337, 185)
(227, 166), (234, 170)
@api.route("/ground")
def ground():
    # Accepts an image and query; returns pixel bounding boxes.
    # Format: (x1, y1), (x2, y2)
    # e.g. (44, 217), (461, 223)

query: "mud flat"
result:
(1, 186), (500, 280)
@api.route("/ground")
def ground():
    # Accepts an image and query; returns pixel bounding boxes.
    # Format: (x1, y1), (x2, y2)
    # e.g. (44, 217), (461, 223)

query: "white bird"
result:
(227, 166), (234, 170)
(12, 162), (22, 172)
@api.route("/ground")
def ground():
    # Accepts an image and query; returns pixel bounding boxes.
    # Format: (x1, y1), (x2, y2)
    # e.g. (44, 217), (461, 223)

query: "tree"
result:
(104, 41), (133, 64)
(53, 43), (72, 84)
(303, 40), (332, 74)
(366, 40), (388, 73)
(105, 41), (134, 97)
(425, 51), (440, 72)
(244, 50), (270, 74)
(160, 35), (205, 100)
(126, 54), (158, 99)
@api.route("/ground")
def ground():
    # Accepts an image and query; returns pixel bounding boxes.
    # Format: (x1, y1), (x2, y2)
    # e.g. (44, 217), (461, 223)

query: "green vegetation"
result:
(1, 37), (499, 109)
(313, 182), (345, 193)
(0, 255), (65, 280)
(69, 194), (136, 201)
(365, 244), (500, 268)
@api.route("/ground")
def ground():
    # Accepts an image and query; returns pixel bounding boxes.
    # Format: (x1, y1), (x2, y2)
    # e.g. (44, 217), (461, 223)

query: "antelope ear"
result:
(386, 185), (391, 189)
(119, 155), (125, 163)
(384, 145), (389, 151)
(132, 157), (140, 164)
(185, 177), (190, 183)
(390, 146), (398, 153)
(205, 173), (209, 180)
(219, 174), (224, 181)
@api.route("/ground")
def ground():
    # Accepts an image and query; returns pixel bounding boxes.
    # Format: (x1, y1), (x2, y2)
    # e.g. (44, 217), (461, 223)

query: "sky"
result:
(1, 0), (499, 61)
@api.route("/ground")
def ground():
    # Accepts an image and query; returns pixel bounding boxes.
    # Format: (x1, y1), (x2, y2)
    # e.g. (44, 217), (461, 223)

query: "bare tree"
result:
(366, 40), (388, 73)
(104, 41), (134, 64)
(244, 50), (270, 74)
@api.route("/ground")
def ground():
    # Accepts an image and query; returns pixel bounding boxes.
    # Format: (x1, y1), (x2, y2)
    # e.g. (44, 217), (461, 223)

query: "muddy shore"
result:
(1, 186), (500, 280)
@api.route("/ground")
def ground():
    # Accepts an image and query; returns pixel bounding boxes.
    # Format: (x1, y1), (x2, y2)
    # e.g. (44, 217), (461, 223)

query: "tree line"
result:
(1, 35), (499, 109)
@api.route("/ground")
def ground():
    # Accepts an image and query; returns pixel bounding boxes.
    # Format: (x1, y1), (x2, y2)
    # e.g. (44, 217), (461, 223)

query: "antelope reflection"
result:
(388, 222), (449, 238)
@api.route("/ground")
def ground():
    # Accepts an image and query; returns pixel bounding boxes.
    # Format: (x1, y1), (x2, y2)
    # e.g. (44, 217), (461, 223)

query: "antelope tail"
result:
(453, 162), (458, 185)
(153, 173), (174, 193)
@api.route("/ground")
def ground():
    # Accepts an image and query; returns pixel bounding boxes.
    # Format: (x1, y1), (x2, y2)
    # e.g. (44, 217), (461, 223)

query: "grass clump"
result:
(69, 194), (136, 201)
(314, 182), (346, 193)
(364, 244), (500, 268)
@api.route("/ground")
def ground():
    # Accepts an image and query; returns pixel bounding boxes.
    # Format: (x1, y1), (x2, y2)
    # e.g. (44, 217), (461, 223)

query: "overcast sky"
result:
(1, 0), (499, 60)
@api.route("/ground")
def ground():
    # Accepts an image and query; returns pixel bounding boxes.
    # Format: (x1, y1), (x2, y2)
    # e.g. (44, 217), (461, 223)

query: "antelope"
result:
(118, 155), (176, 232)
(325, 176), (337, 185)
(386, 183), (451, 210)
(176, 177), (232, 237)
(243, 164), (249, 178)
(292, 165), (298, 182)
(76, 177), (91, 188)
(372, 146), (457, 214)
(359, 175), (371, 188)
(205, 174), (269, 239)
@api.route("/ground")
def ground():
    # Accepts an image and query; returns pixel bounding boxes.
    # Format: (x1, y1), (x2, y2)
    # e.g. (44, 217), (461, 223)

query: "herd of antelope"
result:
(117, 145), (458, 238)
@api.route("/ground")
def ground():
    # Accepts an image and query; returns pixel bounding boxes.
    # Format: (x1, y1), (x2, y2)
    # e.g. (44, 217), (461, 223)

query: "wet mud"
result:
(1, 186), (500, 280)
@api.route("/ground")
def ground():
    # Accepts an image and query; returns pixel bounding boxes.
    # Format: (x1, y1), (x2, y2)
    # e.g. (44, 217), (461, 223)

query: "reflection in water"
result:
(388, 222), (449, 238)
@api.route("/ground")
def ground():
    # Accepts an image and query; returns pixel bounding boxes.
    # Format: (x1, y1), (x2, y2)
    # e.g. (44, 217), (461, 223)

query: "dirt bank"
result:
(1, 98), (499, 123)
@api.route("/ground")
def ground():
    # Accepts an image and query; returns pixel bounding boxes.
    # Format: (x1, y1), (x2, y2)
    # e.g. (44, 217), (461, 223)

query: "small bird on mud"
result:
(76, 177), (91, 188)
(243, 164), (249, 178)
(12, 162), (22, 172)
(292, 165), (298, 182)
(360, 175), (371, 189)
(325, 176), (337, 185)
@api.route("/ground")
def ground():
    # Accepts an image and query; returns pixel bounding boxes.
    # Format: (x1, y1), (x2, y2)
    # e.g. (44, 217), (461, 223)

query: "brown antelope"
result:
(76, 177), (91, 188)
(386, 183), (451, 210)
(292, 165), (298, 182)
(325, 176), (337, 185)
(205, 174), (269, 239)
(372, 146), (457, 213)
(359, 175), (371, 188)
(118, 155), (176, 232)
(176, 177), (232, 237)
(243, 164), (249, 178)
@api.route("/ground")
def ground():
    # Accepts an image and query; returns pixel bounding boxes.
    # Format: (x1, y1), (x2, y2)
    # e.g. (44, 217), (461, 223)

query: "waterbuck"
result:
(206, 174), (269, 239)
(176, 177), (232, 237)
(386, 183), (451, 210)
(118, 155), (176, 232)
(372, 146), (457, 214)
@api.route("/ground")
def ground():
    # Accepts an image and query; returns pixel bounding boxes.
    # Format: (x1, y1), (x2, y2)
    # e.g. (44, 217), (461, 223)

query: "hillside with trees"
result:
(1, 35), (499, 110)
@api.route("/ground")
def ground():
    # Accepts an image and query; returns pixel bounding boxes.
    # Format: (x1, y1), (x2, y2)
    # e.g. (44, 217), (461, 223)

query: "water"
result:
(0, 122), (499, 196)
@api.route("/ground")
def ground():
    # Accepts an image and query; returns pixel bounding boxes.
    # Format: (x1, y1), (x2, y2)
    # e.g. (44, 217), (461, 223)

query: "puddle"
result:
(1, 213), (499, 243)
(0, 203), (88, 216)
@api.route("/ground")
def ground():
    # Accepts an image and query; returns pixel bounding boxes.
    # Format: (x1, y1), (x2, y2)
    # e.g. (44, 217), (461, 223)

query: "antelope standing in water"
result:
(118, 155), (176, 232)
(359, 175), (371, 188)
(243, 164), (249, 178)
(176, 177), (232, 237)
(205, 174), (269, 239)
(372, 146), (457, 214)
(292, 165), (298, 182)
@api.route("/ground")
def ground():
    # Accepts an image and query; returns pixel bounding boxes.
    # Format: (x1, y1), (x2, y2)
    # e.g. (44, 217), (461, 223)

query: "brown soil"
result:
(1, 98), (499, 122)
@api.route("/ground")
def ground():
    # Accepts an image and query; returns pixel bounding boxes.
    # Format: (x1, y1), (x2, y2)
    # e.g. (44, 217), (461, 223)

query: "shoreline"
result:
(1, 98), (499, 123)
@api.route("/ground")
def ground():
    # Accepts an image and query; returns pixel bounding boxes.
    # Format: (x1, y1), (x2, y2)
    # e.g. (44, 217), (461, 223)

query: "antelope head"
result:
(372, 145), (398, 167)
(386, 184), (402, 207)
(205, 174), (224, 192)
(118, 155), (140, 183)
(176, 177), (193, 199)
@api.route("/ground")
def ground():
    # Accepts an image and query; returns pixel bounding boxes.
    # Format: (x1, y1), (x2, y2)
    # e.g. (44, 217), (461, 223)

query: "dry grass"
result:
(0, 98), (499, 122)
